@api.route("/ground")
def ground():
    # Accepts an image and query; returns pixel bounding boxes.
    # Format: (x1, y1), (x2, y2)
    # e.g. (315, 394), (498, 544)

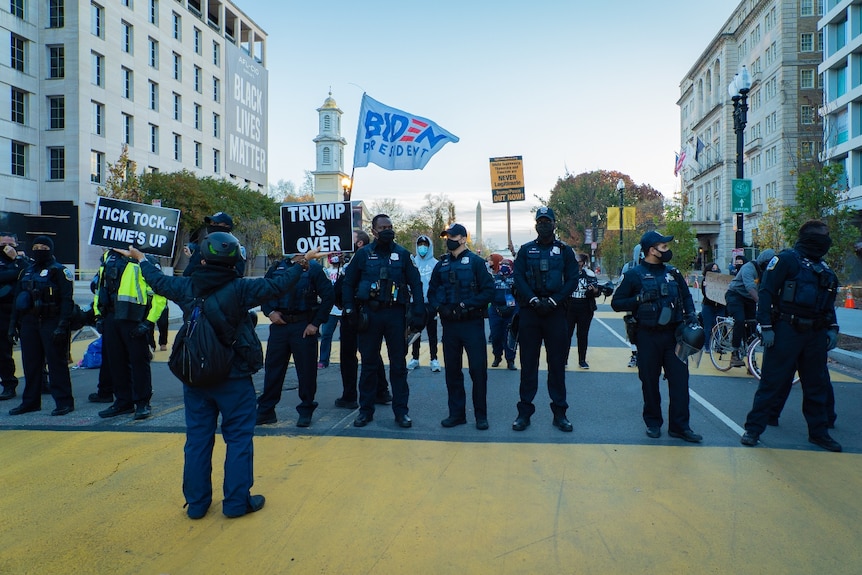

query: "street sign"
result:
(585, 229), (593, 243)
(732, 178), (752, 213)
(489, 156), (525, 203)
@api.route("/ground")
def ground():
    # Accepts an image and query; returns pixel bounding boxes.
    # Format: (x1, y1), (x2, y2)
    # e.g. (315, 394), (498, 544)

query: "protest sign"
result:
(281, 201), (353, 255)
(89, 197), (180, 258)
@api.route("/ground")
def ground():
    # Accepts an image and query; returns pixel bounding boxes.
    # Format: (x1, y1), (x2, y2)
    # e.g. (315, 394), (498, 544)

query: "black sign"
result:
(280, 201), (353, 255)
(89, 197), (180, 258)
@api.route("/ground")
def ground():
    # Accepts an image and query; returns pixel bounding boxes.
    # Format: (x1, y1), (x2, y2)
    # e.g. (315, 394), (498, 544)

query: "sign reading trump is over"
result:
(280, 202), (353, 255)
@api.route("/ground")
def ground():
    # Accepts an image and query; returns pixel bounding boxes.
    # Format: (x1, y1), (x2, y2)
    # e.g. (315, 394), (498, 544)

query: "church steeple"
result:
(311, 91), (348, 203)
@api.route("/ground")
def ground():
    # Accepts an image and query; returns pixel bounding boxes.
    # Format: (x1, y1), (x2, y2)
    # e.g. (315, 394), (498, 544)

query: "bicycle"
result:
(709, 316), (800, 383)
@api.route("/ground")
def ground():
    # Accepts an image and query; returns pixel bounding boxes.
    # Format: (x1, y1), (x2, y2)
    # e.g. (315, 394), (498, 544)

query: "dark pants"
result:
(410, 311), (439, 360)
(156, 307), (169, 346)
(636, 327), (691, 433)
(339, 316), (388, 403)
(744, 321), (833, 438)
(0, 312), (18, 391)
(183, 376), (257, 518)
(96, 346), (113, 397)
(565, 299), (594, 363)
(488, 305), (516, 362)
(725, 291), (754, 349)
(357, 306), (408, 417)
(103, 315), (152, 409)
(700, 302), (725, 351)
(318, 313), (339, 366)
(19, 315), (73, 410)
(516, 307), (568, 418)
(770, 364), (836, 425)
(258, 321), (318, 417)
(441, 317), (487, 419)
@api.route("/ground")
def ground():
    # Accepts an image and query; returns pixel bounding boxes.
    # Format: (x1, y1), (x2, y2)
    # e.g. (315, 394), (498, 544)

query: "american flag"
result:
(674, 149), (686, 176)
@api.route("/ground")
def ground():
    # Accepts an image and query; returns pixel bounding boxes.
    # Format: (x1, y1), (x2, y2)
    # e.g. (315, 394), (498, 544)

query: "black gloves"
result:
(530, 297), (557, 316)
(343, 308), (356, 328)
(129, 321), (153, 339)
(52, 323), (69, 345)
(684, 313), (699, 327)
(438, 303), (457, 321)
(95, 318), (104, 334)
(7, 327), (18, 345)
(826, 328), (839, 351)
(760, 328), (775, 348)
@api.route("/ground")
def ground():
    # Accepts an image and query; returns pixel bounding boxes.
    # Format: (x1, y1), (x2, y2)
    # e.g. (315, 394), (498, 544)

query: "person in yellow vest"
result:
(93, 249), (167, 420)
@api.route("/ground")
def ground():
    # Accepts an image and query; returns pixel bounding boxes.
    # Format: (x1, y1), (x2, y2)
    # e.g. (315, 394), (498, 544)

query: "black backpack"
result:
(168, 288), (236, 388)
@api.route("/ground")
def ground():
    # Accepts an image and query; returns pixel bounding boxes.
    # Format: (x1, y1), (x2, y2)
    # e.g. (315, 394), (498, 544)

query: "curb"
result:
(829, 348), (862, 371)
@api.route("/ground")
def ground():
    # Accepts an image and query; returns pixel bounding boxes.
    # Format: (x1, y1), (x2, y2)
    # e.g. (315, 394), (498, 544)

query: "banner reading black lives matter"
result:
(281, 202), (353, 256)
(89, 197), (180, 258)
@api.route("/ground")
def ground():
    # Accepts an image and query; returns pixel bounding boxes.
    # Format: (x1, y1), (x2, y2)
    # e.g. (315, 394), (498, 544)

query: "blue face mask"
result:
(417, 245), (429, 257)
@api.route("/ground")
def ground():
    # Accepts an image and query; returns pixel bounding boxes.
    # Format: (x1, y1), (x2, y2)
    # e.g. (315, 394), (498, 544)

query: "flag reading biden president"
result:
(354, 93), (459, 171)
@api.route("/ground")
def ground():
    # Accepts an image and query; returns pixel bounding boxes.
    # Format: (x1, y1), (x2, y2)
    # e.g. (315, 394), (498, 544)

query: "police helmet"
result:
(675, 322), (705, 365)
(202, 232), (241, 266)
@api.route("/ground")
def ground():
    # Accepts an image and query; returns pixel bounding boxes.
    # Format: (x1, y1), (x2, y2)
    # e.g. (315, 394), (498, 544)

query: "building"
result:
(819, 0), (862, 208)
(311, 92), (349, 204)
(678, 0), (823, 269)
(2, 0), (268, 271)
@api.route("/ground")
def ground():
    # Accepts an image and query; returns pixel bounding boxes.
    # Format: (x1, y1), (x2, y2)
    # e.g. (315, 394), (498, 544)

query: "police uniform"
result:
(565, 264), (599, 367)
(343, 237), (424, 427)
(0, 245), (27, 399)
(512, 207), (579, 430)
(257, 260), (334, 426)
(94, 250), (167, 419)
(611, 232), (699, 440)
(9, 236), (75, 415)
(742, 242), (840, 449)
(488, 263), (517, 369)
(428, 239), (494, 428)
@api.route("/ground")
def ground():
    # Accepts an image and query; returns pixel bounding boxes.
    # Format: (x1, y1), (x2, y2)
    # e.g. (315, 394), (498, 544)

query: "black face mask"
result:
(536, 222), (555, 239)
(377, 229), (396, 244)
(207, 225), (228, 234)
(446, 239), (461, 252)
(32, 251), (52, 265)
(656, 249), (673, 263)
(796, 232), (832, 259)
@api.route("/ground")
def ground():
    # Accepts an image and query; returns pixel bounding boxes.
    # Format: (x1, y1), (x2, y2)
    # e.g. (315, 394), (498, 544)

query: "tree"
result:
(782, 163), (858, 282)
(235, 216), (280, 276)
(751, 196), (787, 252)
(97, 145), (145, 203)
(662, 198), (698, 275)
(299, 170), (315, 198)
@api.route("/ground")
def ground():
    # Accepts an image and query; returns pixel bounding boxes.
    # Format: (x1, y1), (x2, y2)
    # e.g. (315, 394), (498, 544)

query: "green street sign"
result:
(732, 179), (752, 214)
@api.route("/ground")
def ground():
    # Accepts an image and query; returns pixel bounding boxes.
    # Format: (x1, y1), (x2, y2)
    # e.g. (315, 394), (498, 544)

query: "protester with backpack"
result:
(121, 234), (319, 520)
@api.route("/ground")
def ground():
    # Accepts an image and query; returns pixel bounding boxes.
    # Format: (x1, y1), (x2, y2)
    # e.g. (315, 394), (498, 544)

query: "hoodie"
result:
(726, 249), (775, 301)
(411, 235), (438, 298)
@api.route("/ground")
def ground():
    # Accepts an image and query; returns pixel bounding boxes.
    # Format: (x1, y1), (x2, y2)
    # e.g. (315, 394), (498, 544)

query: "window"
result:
(213, 41), (220, 66)
(212, 112), (220, 137)
(194, 103), (201, 129)
(172, 12), (181, 40)
(173, 52), (181, 80)
(800, 68), (815, 89)
(194, 28), (202, 55)
(173, 133), (181, 161)
(11, 88), (26, 124)
(800, 33), (813, 52)
(173, 92), (181, 121)
(801, 105), (816, 125)
(149, 0), (158, 25)
(194, 141), (202, 168)
(122, 67), (133, 99)
(49, 0), (64, 28)
(92, 101), (104, 135)
(801, 141), (819, 159)
(764, 77), (777, 101)
(49, 45), (64, 78)
(765, 147), (777, 169)
(149, 38), (158, 68)
(818, 31), (824, 52)
(123, 114), (133, 145)
(48, 147), (65, 180)
(122, 21), (133, 53)
(11, 0), (24, 19)
(194, 66), (202, 92)
(121, 0), (132, 7)
(149, 81), (159, 111)
(11, 35), (25, 72)
(90, 151), (104, 183)
(92, 52), (103, 86)
(800, 0), (813, 16)
(213, 149), (220, 173)
(11, 141), (26, 177)
(48, 95), (64, 129)
(212, 77), (220, 102)
(91, 3), (104, 38)
(323, 147), (331, 164)
(149, 124), (159, 153)
(765, 111), (777, 135)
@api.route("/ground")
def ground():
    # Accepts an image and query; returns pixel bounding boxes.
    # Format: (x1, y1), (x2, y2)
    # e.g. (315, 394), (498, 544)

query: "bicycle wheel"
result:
(747, 338), (801, 384)
(709, 320), (735, 371)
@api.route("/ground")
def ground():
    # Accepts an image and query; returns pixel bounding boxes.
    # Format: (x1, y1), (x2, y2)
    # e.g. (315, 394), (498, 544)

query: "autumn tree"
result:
(662, 199), (698, 275)
(751, 196), (787, 252)
(97, 145), (145, 202)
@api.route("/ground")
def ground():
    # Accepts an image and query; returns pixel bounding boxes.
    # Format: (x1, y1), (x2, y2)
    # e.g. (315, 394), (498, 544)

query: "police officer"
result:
(428, 223), (494, 430)
(7, 236), (75, 416)
(343, 214), (425, 428)
(124, 236), (319, 519)
(488, 258), (518, 370)
(611, 230), (703, 443)
(94, 249), (167, 420)
(0, 233), (27, 400)
(256, 256), (333, 427)
(184, 212), (245, 277)
(511, 207), (579, 432)
(741, 219), (842, 452)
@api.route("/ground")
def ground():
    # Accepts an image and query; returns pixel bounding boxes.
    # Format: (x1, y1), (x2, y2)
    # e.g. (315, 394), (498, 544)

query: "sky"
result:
(243, 0), (741, 250)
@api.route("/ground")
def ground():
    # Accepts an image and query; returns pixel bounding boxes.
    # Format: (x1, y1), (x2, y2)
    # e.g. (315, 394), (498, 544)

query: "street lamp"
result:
(616, 178), (625, 248)
(728, 65), (752, 249)
(341, 176), (352, 201)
